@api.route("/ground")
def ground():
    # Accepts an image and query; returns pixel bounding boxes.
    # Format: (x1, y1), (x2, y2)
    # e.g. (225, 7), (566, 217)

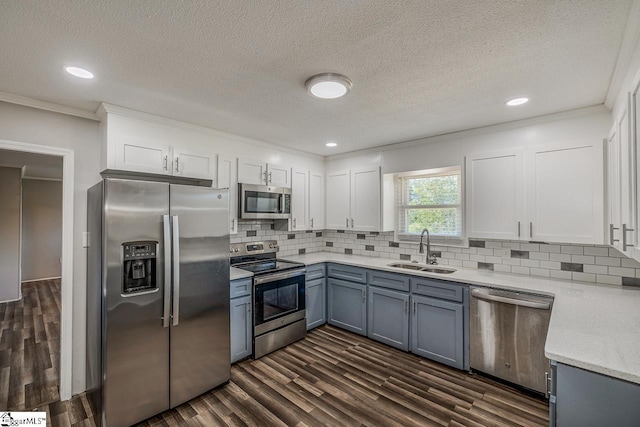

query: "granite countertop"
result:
(230, 266), (253, 280)
(282, 252), (640, 385)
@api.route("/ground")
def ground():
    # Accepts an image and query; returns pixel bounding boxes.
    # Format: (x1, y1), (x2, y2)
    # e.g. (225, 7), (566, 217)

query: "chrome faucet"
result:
(419, 228), (438, 265)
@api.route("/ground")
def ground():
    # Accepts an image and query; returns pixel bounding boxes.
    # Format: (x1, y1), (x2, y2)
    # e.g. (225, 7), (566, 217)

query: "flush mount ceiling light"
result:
(305, 73), (352, 99)
(506, 97), (529, 106)
(65, 66), (94, 79)
(325, 142), (337, 147)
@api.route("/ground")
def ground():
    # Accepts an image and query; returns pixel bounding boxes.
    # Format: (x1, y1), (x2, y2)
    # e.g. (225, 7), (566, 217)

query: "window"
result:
(396, 167), (462, 240)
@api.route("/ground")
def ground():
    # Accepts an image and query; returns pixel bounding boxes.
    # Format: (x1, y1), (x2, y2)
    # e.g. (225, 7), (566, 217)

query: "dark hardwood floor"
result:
(0, 279), (61, 410)
(36, 325), (548, 427)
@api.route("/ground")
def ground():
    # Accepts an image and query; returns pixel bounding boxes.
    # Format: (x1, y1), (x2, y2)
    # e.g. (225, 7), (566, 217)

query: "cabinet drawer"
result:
(230, 278), (252, 299)
(367, 270), (410, 292)
(327, 264), (367, 284)
(411, 278), (463, 302)
(306, 264), (326, 281)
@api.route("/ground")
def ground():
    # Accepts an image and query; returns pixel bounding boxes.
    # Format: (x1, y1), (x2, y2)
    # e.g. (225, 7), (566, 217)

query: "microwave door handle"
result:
(279, 192), (284, 213)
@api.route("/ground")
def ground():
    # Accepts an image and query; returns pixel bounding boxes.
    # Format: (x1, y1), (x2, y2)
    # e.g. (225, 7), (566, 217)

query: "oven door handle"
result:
(254, 269), (306, 285)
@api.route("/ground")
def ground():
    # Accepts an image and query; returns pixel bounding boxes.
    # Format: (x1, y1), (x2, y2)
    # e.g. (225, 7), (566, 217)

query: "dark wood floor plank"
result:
(33, 324), (547, 427)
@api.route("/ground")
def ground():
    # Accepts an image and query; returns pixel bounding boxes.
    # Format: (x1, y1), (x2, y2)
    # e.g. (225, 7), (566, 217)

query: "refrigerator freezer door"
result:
(169, 185), (230, 408)
(103, 179), (170, 427)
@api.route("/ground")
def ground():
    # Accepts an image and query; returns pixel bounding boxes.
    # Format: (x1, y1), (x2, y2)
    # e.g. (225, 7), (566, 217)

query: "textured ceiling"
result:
(0, 149), (63, 180)
(0, 1), (632, 155)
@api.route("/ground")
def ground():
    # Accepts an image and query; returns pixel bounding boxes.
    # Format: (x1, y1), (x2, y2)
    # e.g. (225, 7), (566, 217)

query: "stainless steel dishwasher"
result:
(470, 287), (553, 395)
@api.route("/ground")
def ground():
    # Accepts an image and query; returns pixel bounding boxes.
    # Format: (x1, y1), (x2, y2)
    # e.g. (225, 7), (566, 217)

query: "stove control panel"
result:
(230, 240), (278, 257)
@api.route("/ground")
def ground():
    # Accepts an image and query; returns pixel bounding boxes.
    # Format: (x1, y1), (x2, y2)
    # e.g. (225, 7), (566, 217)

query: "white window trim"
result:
(395, 166), (464, 243)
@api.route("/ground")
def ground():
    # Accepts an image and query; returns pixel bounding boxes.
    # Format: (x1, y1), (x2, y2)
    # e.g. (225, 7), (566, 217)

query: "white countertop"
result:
(282, 252), (640, 385)
(230, 266), (254, 280)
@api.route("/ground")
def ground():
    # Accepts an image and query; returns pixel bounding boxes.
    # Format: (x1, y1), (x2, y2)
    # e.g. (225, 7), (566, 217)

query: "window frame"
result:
(395, 166), (464, 243)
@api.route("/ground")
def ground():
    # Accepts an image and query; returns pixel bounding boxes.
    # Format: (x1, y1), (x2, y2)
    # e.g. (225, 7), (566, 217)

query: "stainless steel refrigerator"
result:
(86, 178), (230, 427)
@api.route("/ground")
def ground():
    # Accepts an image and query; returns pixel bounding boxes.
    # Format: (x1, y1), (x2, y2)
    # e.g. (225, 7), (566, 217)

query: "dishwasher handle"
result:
(471, 288), (551, 310)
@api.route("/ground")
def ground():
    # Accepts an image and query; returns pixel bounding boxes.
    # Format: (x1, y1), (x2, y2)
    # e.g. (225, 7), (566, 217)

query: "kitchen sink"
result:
(387, 262), (456, 274)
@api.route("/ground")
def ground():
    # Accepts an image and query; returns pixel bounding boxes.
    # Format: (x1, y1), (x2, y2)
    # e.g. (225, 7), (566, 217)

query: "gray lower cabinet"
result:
(411, 294), (464, 369)
(550, 362), (640, 426)
(306, 277), (326, 330)
(230, 294), (252, 363)
(327, 278), (367, 335)
(367, 286), (409, 351)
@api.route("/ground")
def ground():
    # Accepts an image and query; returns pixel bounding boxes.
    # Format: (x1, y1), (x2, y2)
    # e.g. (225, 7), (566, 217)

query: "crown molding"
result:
(0, 91), (98, 121)
(605, 0), (640, 109)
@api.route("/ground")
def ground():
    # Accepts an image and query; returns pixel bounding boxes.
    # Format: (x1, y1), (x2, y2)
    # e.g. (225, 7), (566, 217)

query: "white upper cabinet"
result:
(172, 145), (217, 181)
(618, 101), (635, 252)
(466, 150), (525, 240)
(217, 156), (238, 234)
(325, 167), (383, 231)
(326, 170), (351, 229)
(290, 169), (309, 231)
(350, 167), (381, 231)
(526, 141), (604, 244)
(237, 158), (268, 185)
(114, 134), (172, 175)
(608, 123), (622, 249)
(309, 171), (325, 230)
(237, 158), (291, 187)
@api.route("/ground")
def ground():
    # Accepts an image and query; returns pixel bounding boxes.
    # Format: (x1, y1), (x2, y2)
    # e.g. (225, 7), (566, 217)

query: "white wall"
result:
(327, 107), (611, 175)
(0, 166), (21, 302)
(21, 179), (63, 281)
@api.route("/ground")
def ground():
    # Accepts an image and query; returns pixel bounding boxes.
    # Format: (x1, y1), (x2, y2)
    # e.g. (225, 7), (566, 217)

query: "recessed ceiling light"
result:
(306, 73), (352, 99)
(506, 97), (529, 106)
(65, 66), (94, 79)
(326, 142), (337, 147)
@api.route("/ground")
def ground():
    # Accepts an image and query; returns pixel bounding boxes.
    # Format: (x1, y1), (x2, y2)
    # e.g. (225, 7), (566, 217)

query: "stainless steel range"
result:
(230, 240), (306, 358)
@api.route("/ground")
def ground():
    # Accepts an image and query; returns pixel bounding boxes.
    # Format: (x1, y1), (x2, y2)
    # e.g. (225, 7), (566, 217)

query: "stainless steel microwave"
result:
(239, 183), (291, 219)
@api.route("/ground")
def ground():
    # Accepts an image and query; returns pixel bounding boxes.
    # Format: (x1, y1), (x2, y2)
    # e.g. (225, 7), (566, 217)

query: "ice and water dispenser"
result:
(122, 241), (158, 294)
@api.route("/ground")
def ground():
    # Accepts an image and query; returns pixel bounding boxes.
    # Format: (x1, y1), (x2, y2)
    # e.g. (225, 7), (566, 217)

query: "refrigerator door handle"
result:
(172, 215), (180, 326)
(163, 215), (172, 327)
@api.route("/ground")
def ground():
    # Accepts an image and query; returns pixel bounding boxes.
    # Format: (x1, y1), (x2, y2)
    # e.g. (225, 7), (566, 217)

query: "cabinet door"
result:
(173, 146), (216, 181)
(217, 156), (238, 234)
(368, 287), (409, 351)
(466, 150), (525, 240)
(291, 169), (309, 231)
(306, 277), (326, 330)
(526, 141), (604, 244)
(114, 134), (171, 175)
(608, 124), (622, 249)
(230, 295), (252, 363)
(619, 96), (636, 253)
(309, 171), (325, 230)
(327, 278), (366, 336)
(238, 158), (267, 185)
(410, 295), (463, 369)
(267, 164), (291, 188)
(326, 170), (351, 229)
(350, 167), (381, 231)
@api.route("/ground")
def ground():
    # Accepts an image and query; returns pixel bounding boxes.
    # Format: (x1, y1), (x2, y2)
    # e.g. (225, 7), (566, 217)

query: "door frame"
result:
(0, 138), (74, 401)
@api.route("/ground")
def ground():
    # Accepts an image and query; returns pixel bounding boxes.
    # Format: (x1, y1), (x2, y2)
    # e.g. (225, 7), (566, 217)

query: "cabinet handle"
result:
(361, 289), (365, 301)
(413, 301), (416, 315)
(404, 300), (408, 314)
(610, 223), (620, 245)
(311, 218), (314, 228)
(351, 218), (354, 228)
(175, 157), (180, 173)
(163, 155), (168, 171)
(293, 218), (296, 228)
(231, 218), (235, 231)
(268, 172), (272, 184)
(264, 170), (268, 184)
(346, 218), (349, 228)
(518, 221), (521, 238)
(529, 222), (533, 239)
(623, 224), (635, 251)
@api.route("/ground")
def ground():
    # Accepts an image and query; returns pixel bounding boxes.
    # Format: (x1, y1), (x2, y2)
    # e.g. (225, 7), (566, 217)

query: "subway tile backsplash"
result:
(231, 223), (640, 287)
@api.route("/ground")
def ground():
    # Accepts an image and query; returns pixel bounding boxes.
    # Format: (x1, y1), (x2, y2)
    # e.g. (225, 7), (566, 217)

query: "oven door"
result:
(239, 183), (291, 219)
(254, 269), (306, 336)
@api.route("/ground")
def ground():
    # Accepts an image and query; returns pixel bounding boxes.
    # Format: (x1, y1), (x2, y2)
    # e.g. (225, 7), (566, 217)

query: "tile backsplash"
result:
(231, 223), (640, 287)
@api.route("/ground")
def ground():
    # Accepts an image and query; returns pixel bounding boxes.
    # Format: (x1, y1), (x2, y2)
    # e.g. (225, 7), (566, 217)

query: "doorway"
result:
(0, 141), (74, 407)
